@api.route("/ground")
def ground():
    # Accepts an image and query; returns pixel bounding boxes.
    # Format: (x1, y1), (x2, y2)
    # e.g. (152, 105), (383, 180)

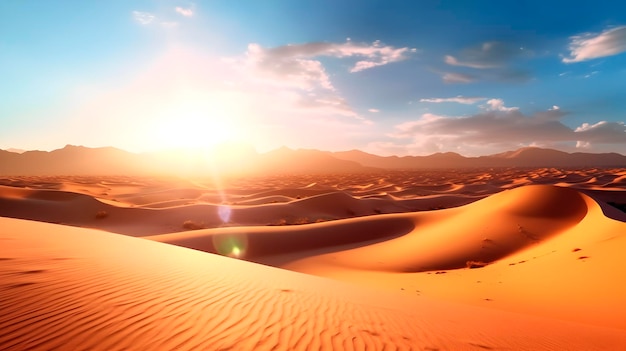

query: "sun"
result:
(148, 91), (247, 151)
(154, 112), (237, 149)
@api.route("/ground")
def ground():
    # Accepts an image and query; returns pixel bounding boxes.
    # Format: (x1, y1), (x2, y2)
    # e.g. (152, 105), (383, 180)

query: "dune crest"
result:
(152, 185), (588, 272)
(2, 170), (626, 348)
(2, 217), (626, 350)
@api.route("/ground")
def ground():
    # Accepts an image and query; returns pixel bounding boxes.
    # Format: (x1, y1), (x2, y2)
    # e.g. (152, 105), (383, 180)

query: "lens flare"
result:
(218, 205), (231, 223)
(212, 232), (248, 258)
(231, 246), (241, 258)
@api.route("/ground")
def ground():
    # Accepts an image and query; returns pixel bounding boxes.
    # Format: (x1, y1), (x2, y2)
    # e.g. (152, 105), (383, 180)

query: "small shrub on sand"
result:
(95, 211), (108, 219)
(268, 217), (311, 226)
(267, 218), (288, 226)
(182, 220), (205, 230)
(294, 217), (313, 225)
(466, 260), (489, 269)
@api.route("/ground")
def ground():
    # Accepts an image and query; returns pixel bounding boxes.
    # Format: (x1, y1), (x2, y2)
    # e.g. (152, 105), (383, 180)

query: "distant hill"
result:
(1, 145), (625, 176)
(0, 145), (151, 176)
(332, 147), (626, 169)
(331, 150), (473, 169)
(0, 145), (372, 176)
(6, 148), (25, 154)
(482, 147), (626, 167)
(254, 147), (375, 174)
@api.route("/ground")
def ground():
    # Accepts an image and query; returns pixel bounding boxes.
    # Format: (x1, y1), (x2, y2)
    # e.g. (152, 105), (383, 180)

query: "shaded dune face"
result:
(272, 185), (590, 273)
(151, 215), (416, 260)
(151, 185), (590, 273)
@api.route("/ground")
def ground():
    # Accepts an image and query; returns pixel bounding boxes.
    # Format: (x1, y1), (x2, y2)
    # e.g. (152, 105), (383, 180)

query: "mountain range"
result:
(331, 147), (626, 169)
(1, 145), (625, 176)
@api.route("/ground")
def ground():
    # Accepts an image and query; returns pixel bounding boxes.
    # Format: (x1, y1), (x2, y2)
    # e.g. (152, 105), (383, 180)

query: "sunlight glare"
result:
(218, 205), (232, 223)
(212, 233), (248, 259)
(150, 92), (247, 150)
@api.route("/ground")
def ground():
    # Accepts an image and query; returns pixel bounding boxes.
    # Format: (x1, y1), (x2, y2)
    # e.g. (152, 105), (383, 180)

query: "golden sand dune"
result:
(0, 182), (478, 235)
(4, 168), (622, 236)
(2, 169), (626, 349)
(150, 184), (626, 332)
(2, 217), (626, 350)
(150, 185), (587, 270)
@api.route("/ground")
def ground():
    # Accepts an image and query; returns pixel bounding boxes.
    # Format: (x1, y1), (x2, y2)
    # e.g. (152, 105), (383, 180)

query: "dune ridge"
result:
(148, 184), (626, 331)
(2, 145), (626, 176)
(2, 217), (626, 350)
(2, 169), (626, 349)
(1, 167), (624, 236)
(149, 185), (587, 270)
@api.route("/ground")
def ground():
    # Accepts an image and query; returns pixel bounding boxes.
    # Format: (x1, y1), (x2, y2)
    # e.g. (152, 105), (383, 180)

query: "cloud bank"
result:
(385, 99), (626, 154)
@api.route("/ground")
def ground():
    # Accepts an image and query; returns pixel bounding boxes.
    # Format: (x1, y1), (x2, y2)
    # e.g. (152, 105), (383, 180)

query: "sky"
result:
(1, 0), (626, 156)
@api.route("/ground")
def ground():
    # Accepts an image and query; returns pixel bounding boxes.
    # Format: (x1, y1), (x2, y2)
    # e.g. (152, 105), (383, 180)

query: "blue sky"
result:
(1, 0), (626, 156)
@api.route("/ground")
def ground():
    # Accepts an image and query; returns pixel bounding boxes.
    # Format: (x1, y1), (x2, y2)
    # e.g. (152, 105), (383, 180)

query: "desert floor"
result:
(1, 167), (626, 350)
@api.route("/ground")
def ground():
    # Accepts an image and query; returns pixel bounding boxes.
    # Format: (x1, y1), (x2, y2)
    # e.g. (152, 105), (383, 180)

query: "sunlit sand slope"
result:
(2, 217), (626, 350)
(151, 185), (588, 271)
(2, 169), (623, 236)
(151, 185), (626, 331)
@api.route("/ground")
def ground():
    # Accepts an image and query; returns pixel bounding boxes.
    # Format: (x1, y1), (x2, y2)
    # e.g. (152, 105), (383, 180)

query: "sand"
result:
(1, 167), (626, 350)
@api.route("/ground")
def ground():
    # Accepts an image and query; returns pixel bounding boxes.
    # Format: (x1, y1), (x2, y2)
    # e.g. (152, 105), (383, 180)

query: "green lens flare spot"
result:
(231, 246), (241, 257)
(213, 233), (248, 258)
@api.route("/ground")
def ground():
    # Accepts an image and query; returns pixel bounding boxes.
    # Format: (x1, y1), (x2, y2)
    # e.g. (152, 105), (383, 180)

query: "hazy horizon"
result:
(4, 142), (626, 158)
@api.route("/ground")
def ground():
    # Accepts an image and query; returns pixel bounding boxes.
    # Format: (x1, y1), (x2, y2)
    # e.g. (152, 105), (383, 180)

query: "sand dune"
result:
(2, 168), (626, 349)
(2, 217), (626, 350)
(147, 184), (626, 333)
(150, 185), (587, 269)
(2, 167), (622, 235)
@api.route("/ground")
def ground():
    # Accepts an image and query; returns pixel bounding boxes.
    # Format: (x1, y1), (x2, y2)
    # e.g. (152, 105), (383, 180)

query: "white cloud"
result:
(246, 43), (335, 91)
(175, 7), (194, 17)
(132, 11), (155, 25)
(248, 40), (415, 77)
(444, 55), (495, 69)
(368, 108), (380, 113)
(576, 141), (591, 149)
(242, 40), (415, 120)
(420, 96), (486, 104)
(563, 26), (626, 63)
(385, 100), (626, 154)
(483, 98), (518, 112)
(442, 72), (475, 84)
(574, 121), (626, 142)
(350, 46), (417, 72)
